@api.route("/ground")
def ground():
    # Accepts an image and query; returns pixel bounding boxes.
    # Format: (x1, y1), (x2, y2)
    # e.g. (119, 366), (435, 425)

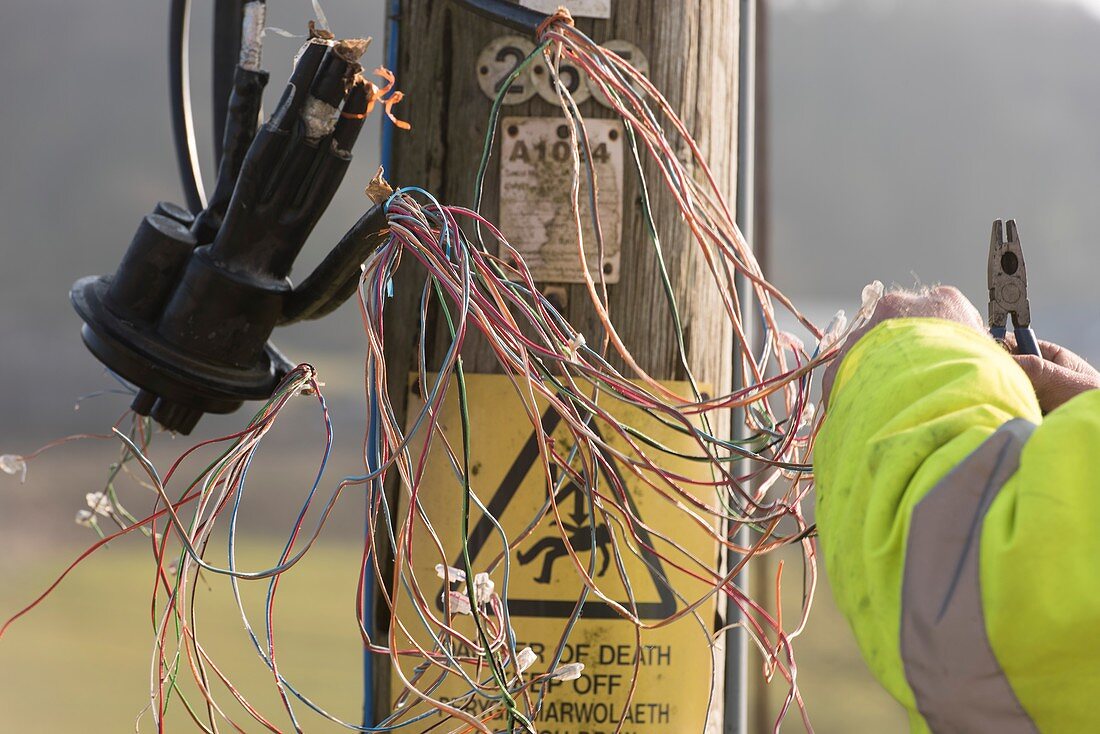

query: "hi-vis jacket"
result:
(816, 318), (1100, 733)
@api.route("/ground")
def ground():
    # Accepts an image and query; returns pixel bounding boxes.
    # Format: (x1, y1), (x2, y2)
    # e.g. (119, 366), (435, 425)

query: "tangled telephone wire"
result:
(1, 7), (884, 734)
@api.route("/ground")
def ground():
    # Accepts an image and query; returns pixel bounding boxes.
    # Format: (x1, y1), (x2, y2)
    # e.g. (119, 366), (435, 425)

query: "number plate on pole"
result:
(476, 36), (537, 105)
(499, 116), (624, 284)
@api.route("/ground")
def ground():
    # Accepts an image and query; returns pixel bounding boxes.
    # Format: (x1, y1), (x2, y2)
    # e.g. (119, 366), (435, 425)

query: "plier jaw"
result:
(988, 218), (1040, 355)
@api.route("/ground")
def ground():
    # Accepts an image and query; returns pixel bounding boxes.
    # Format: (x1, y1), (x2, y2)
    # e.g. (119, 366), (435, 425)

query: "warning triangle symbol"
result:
(437, 407), (678, 620)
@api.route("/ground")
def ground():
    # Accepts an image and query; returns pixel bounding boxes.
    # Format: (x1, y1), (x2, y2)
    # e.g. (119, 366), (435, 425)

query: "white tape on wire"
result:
(240, 1), (267, 71)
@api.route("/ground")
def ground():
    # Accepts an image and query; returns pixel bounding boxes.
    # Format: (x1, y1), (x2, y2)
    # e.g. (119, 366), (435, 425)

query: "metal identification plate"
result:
(499, 117), (624, 284)
(476, 35), (537, 105)
(518, 0), (611, 18)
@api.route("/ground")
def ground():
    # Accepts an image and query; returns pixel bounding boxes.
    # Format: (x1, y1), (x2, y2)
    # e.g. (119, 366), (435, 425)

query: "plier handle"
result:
(988, 218), (1040, 356)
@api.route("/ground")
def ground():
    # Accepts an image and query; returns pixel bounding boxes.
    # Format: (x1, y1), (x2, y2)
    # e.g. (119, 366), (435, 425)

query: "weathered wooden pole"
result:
(381, 1), (746, 730)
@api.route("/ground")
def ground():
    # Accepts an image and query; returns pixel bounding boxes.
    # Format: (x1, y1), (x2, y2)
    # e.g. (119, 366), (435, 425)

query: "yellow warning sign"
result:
(389, 373), (723, 732)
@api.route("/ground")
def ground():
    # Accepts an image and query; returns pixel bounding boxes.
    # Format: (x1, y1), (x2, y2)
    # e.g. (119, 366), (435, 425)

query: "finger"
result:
(1035, 339), (1098, 376)
(1036, 339), (1072, 366)
(1000, 336), (1094, 375)
(1014, 354), (1100, 412)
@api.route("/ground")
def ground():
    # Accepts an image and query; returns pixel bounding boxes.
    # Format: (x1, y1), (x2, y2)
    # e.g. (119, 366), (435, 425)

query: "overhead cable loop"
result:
(169, 0), (207, 213)
(451, 0), (548, 35)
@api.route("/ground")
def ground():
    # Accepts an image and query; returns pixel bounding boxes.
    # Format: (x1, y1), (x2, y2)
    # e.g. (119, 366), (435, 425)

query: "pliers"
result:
(988, 218), (1040, 356)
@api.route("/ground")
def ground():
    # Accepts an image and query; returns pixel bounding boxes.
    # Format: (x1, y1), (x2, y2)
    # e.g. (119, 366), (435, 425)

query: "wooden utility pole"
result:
(383, 1), (745, 730)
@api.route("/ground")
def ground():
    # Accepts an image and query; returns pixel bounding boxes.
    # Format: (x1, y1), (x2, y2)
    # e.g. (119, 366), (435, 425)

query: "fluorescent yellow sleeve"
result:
(980, 387), (1100, 730)
(814, 318), (1041, 730)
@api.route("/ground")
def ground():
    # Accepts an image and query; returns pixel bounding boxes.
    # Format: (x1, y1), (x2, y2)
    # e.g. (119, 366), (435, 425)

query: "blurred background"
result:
(1, 0), (1097, 730)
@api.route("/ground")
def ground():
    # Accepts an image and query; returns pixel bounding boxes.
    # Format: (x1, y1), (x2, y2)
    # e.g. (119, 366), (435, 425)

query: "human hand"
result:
(1010, 339), (1100, 413)
(821, 286), (985, 407)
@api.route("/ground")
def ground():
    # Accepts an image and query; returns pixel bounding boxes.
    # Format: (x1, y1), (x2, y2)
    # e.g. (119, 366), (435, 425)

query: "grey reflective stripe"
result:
(901, 419), (1038, 734)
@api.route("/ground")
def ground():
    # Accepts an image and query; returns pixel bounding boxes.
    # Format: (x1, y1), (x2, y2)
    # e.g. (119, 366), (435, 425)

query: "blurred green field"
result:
(761, 546), (908, 732)
(0, 539), (905, 732)
(0, 538), (367, 732)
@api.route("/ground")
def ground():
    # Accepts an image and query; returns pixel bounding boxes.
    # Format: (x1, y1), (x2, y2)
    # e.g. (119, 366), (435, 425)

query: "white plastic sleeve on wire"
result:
(240, 1), (267, 71)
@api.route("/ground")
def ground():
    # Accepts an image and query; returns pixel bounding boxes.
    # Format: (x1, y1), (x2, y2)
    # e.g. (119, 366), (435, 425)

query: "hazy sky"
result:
(771, 0), (1100, 15)
(1053, 0), (1100, 18)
